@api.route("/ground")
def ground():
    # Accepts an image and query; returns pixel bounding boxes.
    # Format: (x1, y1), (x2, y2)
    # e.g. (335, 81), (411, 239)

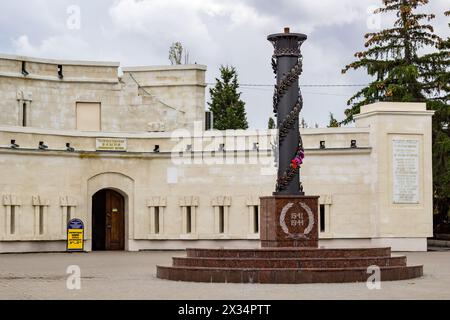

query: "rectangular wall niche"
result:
(212, 196), (231, 235)
(319, 194), (333, 236)
(320, 205), (325, 233)
(253, 206), (259, 234)
(17, 91), (32, 127)
(186, 206), (192, 234)
(32, 196), (50, 236)
(60, 196), (77, 236)
(76, 102), (101, 132)
(22, 102), (27, 127)
(154, 207), (160, 234)
(246, 196), (260, 236)
(147, 197), (167, 235)
(218, 206), (225, 234)
(179, 197), (199, 236)
(2, 195), (21, 237)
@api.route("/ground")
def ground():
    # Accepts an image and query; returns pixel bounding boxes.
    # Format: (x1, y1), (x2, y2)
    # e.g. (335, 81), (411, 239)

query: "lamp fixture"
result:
(57, 65), (64, 79)
(21, 61), (29, 76)
(39, 141), (48, 150)
(66, 143), (75, 152)
(10, 140), (19, 149)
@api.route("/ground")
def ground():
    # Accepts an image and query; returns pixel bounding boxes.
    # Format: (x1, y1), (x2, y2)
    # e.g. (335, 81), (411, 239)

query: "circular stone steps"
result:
(156, 247), (423, 283)
(186, 247), (392, 259)
(172, 256), (407, 269)
(157, 265), (423, 284)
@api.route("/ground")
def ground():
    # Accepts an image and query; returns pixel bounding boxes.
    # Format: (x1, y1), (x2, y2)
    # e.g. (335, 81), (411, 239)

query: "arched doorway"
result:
(92, 189), (125, 251)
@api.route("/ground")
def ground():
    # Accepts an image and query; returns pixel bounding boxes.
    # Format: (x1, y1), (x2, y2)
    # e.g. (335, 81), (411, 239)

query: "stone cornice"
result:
(0, 53), (120, 67)
(0, 72), (119, 84)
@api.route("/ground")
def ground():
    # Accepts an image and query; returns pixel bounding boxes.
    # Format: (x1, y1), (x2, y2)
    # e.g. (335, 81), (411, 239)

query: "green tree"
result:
(328, 113), (341, 128)
(208, 66), (249, 130)
(268, 117), (276, 129)
(342, 0), (441, 123)
(300, 118), (308, 129)
(422, 10), (450, 227)
(344, 2), (450, 228)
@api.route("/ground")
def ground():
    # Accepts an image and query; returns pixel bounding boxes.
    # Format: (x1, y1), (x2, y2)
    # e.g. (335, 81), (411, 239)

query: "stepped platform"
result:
(156, 247), (423, 284)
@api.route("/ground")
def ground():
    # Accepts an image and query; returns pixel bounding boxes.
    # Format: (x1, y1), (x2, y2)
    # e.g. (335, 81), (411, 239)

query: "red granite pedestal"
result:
(156, 196), (423, 284)
(260, 195), (319, 248)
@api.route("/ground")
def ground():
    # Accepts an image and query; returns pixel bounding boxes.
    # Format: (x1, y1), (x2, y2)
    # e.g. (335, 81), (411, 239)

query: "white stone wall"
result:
(0, 54), (435, 252)
(0, 54), (206, 133)
(0, 102), (434, 252)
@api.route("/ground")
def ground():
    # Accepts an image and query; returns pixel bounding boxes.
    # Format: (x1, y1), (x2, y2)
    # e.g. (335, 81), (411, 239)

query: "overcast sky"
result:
(0, 0), (448, 129)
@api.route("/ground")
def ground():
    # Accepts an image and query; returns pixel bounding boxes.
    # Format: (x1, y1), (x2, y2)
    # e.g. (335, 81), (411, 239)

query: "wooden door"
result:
(105, 190), (125, 250)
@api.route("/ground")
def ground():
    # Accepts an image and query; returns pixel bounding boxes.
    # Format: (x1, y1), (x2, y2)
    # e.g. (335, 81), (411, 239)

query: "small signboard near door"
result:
(67, 219), (85, 252)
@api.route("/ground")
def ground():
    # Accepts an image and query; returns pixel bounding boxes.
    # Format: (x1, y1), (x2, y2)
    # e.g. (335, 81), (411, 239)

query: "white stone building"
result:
(0, 53), (434, 253)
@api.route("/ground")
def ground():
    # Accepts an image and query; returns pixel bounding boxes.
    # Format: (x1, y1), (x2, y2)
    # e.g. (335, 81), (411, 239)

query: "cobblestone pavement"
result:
(0, 251), (449, 300)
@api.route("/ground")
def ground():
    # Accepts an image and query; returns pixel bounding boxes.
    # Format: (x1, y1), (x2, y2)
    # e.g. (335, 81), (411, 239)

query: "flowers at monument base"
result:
(276, 147), (305, 192)
(290, 150), (305, 169)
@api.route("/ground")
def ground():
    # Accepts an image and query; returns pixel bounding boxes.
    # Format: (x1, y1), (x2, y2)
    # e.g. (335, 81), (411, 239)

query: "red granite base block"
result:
(258, 269), (274, 283)
(156, 265), (424, 284)
(261, 240), (319, 248)
(185, 247), (392, 259)
(225, 269), (242, 283)
(260, 196), (320, 248)
(172, 256), (407, 269)
(156, 266), (169, 279)
(157, 246), (422, 284)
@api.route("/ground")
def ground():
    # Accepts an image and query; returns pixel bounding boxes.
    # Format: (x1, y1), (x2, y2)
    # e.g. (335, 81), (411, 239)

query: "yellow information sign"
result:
(67, 219), (84, 252)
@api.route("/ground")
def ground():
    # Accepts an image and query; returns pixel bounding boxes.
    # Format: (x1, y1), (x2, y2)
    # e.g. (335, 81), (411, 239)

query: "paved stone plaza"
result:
(0, 250), (449, 300)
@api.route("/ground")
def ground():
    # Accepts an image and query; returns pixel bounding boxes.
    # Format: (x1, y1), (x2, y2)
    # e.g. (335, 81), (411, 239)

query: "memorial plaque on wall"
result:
(392, 139), (420, 204)
(96, 138), (127, 152)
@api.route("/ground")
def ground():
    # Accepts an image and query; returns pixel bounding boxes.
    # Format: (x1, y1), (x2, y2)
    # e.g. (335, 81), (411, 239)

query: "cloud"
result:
(1, 0), (448, 128)
(110, 0), (274, 32)
(12, 34), (90, 60)
(108, 0), (277, 64)
(246, 0), (377, 33)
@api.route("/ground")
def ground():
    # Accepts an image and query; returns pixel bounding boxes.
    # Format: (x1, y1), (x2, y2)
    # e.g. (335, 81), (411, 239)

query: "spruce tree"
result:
(300, 118), (308, 129)
(268, 117), (276, 129)
(422, 10), (450, 227)
(342, 0), (441, 123)
(208, 66), (249, 130)
(328, 113), (341, 128)
(344, 2), (450, 227)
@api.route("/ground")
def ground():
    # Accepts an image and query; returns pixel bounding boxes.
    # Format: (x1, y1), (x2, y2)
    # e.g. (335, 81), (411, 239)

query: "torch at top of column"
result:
(267, 28), (307, 44)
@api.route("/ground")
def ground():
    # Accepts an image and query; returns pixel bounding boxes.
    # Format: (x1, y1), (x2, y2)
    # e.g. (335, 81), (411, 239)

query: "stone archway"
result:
(87, 172), (135, 251)
(92, 189), (125, 251)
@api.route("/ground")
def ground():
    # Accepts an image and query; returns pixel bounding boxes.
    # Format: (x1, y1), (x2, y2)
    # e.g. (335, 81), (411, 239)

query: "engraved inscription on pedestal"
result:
(260, 196), (319, 248)
(393, 139), (420, 204)
(279, 202), (314, 239)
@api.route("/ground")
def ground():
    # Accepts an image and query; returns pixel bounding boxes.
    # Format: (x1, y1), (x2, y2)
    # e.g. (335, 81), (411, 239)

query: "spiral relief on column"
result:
(272, 59), (303, 115)
(269, 33), (306, 194)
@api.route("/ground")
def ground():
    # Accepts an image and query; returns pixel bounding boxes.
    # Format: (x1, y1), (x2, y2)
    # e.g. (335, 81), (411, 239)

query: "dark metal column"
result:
(268, 28), (307, 195)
